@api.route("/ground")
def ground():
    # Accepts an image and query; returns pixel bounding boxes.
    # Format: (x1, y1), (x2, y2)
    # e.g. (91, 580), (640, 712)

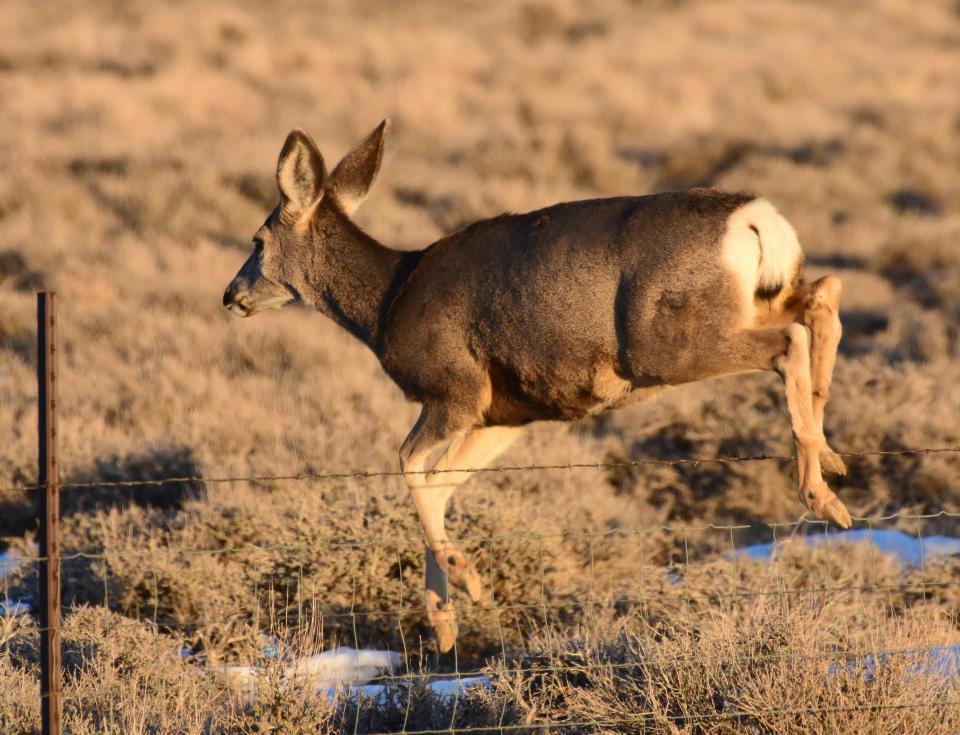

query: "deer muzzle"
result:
(222, 284), (253, 317)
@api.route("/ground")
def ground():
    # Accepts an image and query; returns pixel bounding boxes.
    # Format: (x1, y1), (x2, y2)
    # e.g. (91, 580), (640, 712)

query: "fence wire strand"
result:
(5, 508), (960, 570)
(2, 445), (959, 495)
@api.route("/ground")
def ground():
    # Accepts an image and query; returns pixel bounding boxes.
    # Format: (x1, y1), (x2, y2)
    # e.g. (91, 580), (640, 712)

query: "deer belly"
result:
(483, 357), (655, 426)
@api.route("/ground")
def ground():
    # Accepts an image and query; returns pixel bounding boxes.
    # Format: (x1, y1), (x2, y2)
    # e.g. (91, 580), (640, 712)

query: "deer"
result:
(223, 120), (850, 653)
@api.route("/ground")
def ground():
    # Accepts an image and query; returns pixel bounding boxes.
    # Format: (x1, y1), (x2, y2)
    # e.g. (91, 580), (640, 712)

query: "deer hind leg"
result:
(798, 275), (846, 476)
(400, 408), (521, 652)
(774, 323), (852, 527)
(705, 325), (851, 527)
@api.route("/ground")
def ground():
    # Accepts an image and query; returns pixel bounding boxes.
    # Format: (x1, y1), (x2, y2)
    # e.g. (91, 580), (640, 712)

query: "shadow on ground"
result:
(61, 444), (204, 518)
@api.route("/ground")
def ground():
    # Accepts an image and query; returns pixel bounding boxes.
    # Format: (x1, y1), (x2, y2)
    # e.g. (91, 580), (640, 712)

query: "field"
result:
(2, 0), (960, 732)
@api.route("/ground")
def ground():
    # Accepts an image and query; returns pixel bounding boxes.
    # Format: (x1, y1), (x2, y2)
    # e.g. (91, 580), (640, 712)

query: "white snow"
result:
(216, 646), (491, 701)
(0, 600), (30, 616)
(332, 673), (491, 702)
(0, 549), (18, 581)
(828, 645), (960, 684)
(0, 548), (30, 617)
(736, 528), (960, 567)
(219, 647), (401, 696)
(288, 647), (402, 685)
(426, 675), (490, 697)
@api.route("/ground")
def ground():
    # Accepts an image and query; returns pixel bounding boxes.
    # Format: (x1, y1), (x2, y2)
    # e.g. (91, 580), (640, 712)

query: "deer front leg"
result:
(400, 413), (464, 654)
(800, 275), (846, 476)
(426, 425), (522, 596)
(775, 323), (851, 528)
(400, 409), (521, 652)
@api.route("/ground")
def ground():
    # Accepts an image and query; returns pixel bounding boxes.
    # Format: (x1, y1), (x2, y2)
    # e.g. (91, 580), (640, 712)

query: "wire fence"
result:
(3, 443), (959, 495)
(3, 449), (960, 733)
(4, 294), (960, 733)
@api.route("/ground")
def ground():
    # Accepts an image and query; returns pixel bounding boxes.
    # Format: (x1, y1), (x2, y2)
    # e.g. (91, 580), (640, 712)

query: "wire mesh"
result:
(2, 449), (959, 732)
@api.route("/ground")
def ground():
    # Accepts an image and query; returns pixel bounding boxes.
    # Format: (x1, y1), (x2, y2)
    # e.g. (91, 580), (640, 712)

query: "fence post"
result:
(37, 292), (61, 735)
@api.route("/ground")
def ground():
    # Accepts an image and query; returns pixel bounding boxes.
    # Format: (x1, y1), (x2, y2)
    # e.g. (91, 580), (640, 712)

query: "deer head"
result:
(223, 120), (389, 317)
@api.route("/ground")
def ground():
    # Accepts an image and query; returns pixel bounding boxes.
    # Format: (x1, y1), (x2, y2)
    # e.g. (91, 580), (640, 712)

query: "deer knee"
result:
(774, 323), (809, 369)
(787, 322), (809, 344)
(806, 274), (842, 311)
(439, 548), (467, 573)
(399, 447), (428, 488)
(819, 274), (842, 301)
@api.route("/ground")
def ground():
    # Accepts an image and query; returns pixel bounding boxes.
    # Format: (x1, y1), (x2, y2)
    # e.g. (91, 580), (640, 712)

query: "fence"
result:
(3, 292), (960, 734)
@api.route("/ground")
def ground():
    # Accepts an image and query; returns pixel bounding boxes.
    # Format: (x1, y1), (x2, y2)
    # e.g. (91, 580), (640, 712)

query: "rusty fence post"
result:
(37, 292), (61, 735)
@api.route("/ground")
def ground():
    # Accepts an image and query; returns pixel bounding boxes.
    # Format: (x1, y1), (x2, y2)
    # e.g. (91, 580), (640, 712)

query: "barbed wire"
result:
(3, 445), (960, 732)
(2, 444), (958, 495)
(2, 508), (958, 567)
(4, 524), (959, 731)
(5, 510), (959, 636)
(14, 574), (958, 637)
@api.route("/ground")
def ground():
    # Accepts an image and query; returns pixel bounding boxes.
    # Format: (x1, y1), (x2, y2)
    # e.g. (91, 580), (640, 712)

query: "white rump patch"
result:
(721, 198), (802, 321)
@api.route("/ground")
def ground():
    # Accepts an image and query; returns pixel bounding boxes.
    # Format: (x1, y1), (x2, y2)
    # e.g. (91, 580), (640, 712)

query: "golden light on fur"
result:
(224, 125), (851, 650)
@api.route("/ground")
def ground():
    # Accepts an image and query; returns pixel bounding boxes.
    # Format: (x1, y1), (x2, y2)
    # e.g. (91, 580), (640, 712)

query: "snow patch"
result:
(217, 646), (490, 702)
(288, 647), (402, 685)
(0, 600), (30, 616)
(828, 645), (960, 685)
(736, 529), (960, 567)
(426, 675), (490, 697)
(0, 549), (19, 581)
(218, 647), (401, 696)
(0, 548), (30, 617)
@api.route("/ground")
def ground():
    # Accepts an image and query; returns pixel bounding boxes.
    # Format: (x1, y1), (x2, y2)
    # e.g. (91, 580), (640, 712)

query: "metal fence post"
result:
(38, 292), (61, 735)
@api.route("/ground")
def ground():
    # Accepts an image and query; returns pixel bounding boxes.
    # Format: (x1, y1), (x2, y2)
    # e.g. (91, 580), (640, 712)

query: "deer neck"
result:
(305, 214), (408, 351)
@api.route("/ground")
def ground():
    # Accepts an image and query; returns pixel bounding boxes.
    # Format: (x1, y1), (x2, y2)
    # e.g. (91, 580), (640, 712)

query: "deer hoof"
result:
(819, 446), (847, 476)
(426, 591), (458, 653)
(439, 550), (484, 602)
(820, 497), (852, 529)
(802, 482), (852, 529)
(814, 493), (852, 529)
(462, 567), (483, 603)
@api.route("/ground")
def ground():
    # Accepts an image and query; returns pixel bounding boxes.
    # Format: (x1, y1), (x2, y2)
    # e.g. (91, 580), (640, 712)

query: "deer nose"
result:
(223, 285), (252, 317)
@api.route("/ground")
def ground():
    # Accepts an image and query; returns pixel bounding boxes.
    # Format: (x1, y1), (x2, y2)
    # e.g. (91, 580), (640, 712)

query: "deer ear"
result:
(277, 129), (326, 214)
(328, 119), (389, 216)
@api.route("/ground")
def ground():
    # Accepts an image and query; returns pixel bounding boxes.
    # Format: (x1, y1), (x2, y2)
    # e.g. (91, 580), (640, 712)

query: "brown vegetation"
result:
(3, 546), (960, 734)
(1, 0), (960, 731)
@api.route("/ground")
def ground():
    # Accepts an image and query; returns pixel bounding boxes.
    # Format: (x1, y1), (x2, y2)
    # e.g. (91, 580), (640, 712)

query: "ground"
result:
(1, 0), (959, 732)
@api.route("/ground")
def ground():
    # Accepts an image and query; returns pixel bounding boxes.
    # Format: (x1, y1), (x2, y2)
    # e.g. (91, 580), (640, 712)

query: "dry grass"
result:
(2, 0), (960, 731)
(4, 547), (960, 734)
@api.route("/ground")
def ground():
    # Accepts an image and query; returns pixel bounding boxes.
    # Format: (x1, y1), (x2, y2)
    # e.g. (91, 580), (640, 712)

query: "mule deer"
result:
(223, 121), (850, 652)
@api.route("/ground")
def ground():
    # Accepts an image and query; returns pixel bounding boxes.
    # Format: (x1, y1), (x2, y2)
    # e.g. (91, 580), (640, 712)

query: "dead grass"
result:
(2, 0), (960, 730)
(487, 595), (960, 734)
(4, 546), (960, 734)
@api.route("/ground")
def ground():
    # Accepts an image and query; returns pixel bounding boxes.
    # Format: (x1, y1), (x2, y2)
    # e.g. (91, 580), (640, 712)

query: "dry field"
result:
(1, 0), (960, 732)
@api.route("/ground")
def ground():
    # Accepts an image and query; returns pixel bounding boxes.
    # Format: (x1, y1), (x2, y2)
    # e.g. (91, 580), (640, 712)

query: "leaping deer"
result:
(223, 121), (850, 652)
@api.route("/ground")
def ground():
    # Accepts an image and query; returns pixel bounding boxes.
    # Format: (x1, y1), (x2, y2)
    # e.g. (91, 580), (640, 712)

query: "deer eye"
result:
(253, 239), (265, 255)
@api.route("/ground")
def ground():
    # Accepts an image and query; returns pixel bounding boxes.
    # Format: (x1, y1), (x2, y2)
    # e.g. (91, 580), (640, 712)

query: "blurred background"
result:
(0, 0), (959, 728)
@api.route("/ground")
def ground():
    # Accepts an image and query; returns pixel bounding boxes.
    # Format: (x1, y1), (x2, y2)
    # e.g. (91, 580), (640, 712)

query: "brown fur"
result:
(223, 124), (849, 652)
(381, 191), (757, 415)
